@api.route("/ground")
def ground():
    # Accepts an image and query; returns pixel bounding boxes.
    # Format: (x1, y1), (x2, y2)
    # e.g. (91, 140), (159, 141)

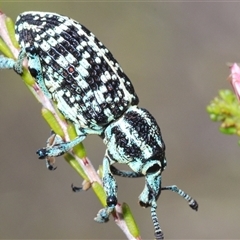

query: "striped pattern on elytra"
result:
(9, 11), (199, 240)
(15, 11), (139, 133)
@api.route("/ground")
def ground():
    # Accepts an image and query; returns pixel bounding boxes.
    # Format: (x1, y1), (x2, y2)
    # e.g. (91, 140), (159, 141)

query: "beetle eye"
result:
(29, 67), (38, 78)
(27, 46), (38, 55)
(146, 163), (161, 174)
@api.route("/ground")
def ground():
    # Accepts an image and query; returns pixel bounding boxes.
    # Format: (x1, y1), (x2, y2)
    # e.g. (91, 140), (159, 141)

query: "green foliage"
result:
(207, 89), (240, 142)
(122, 202), (140, 237)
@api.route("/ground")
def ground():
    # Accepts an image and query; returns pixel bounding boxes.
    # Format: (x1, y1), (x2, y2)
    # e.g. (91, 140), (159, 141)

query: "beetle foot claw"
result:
(94, 206), (114, 223)
(37, 148), (47, 159)
(71, 184), (82, 192)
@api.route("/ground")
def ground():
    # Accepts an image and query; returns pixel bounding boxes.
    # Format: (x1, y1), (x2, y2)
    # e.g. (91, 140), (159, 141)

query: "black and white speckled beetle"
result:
(4, 11), (198, 239)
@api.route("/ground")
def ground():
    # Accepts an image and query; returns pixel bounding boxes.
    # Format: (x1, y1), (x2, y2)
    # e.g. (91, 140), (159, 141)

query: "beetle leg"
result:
(94, 155), (117, 223)
(14, 48), (26, 74)
(0, 55), (16, 70)
(71, 180), (92, 192)
(71, 183), (82, 192)
(37, 134), (86, 158)
(26, 46), (53, 98)
(0, 48), (25, 74)
(43, 131), (63, 170)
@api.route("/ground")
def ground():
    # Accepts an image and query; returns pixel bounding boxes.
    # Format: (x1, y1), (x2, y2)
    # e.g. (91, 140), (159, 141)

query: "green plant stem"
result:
(0, 10), (140, 240)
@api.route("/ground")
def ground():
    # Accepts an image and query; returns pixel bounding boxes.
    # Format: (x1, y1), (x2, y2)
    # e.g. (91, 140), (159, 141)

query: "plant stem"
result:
(0, 10), (141, 240)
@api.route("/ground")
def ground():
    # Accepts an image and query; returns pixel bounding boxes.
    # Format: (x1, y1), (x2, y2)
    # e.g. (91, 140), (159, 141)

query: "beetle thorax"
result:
(102, 105), (166, 172)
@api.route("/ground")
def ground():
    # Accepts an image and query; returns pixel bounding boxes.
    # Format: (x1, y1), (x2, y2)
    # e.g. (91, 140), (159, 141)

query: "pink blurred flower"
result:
(229, 63), (240, 101)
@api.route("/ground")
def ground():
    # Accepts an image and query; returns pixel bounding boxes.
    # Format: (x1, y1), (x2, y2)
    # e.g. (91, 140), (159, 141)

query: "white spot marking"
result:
(56, 55), (68, 68)
(65, 53), (75, 64)
(95, 57), (101, 64)
(40, 40), (50, 52)
(80, 58), (90, 69)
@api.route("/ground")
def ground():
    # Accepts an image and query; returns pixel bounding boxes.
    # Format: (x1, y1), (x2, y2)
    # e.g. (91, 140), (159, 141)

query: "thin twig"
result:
(0, 10), (141, 240)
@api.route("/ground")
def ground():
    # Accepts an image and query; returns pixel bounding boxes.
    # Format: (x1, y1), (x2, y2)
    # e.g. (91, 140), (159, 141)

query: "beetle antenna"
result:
(151, 204), (164, 240)
(161, 185), (198, 211)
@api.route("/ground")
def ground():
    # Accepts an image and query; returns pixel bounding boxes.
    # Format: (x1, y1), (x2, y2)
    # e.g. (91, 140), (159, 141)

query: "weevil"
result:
(0, 11), (198, 239)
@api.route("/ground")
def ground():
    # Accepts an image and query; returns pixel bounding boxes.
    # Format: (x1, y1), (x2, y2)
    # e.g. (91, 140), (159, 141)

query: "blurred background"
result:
(0, 2), (240, 239)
